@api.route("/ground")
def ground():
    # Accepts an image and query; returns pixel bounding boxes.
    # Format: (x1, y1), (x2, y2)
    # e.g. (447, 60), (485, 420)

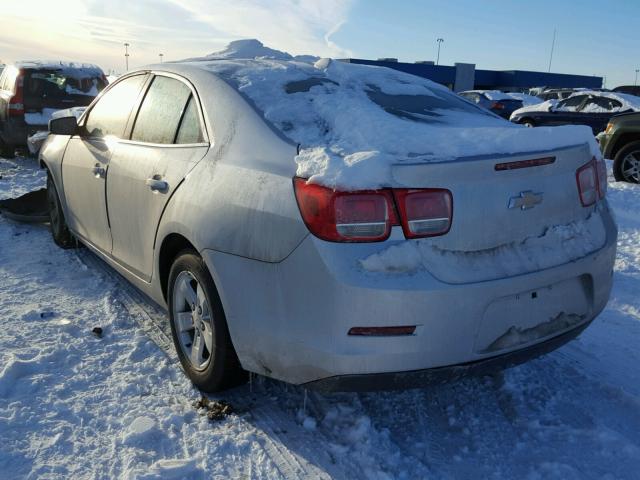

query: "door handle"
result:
(92, 164), (106, 178)
(146, 176), (168, 193)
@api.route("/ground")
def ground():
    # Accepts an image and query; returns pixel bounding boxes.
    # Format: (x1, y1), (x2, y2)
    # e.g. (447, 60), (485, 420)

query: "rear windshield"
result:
(23, 68), (107, 99)
(363, 84), (491, 123)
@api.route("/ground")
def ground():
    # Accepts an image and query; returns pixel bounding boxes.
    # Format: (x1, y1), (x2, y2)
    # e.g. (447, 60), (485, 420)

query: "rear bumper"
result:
(202, 202), (617, 389)
(304, 318), (592, 392)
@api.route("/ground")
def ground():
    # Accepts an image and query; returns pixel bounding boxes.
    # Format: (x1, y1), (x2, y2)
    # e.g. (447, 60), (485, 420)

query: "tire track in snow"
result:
(75, 249), (336, 480)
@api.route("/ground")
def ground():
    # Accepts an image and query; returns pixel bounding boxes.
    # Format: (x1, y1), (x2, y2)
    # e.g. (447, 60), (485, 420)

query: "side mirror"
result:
(49, 116), (78, 136)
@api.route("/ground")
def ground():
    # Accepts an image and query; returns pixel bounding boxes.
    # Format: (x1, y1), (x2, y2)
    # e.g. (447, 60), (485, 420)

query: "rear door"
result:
(105, 73), (209, 281)
(61, 73), (148, 254)
(578, 95), (624, 134)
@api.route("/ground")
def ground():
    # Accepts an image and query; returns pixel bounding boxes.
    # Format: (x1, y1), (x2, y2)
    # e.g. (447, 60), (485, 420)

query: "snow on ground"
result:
(0, 156), (640, 479)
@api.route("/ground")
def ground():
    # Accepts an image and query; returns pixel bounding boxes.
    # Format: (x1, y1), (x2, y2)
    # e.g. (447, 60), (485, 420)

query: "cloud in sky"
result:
(0, 0), (354, 73)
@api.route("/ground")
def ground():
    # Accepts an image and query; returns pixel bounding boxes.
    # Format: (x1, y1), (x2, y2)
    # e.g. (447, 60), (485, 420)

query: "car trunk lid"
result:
(391, 142), (595, 252)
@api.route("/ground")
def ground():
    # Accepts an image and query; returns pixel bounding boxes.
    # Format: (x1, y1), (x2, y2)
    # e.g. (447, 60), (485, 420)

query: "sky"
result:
(1, 0), (638, 88)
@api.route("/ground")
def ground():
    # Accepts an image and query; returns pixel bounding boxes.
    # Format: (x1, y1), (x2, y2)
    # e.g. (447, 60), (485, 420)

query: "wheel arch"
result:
(610, 132), (640, 160)
(157, 232), (198, 302)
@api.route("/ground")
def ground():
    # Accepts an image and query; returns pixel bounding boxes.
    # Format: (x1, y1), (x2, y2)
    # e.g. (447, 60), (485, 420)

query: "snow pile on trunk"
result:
(360, 208), (607, 283)
(183, 41), (598, 189)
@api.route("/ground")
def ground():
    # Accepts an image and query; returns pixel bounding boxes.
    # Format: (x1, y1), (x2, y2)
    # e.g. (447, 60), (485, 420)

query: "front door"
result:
(61, 73), (148, 254)
(106, 75), (208, 281)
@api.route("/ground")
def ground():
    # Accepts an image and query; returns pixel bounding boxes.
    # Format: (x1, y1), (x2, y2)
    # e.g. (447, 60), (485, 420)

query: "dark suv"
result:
(0, 61), (107, 157)
(598, 111), (640, 183)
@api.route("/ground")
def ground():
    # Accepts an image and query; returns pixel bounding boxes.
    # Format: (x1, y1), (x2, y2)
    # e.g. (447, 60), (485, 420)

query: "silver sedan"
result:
(41, 61), (617, 392)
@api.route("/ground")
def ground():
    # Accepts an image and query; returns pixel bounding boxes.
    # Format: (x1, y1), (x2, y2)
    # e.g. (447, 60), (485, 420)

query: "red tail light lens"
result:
(595, 158), (607, 199)
(393, 189), (453, 238)
(293, 178), (397, 242)
(576, 160), (598, 207)
(491, 102), (505, 110)
(8, 75), (24, 117)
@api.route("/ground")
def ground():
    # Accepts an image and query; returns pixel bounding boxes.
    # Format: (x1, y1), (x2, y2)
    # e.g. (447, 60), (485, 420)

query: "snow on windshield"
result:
(183, 40), (599, 189)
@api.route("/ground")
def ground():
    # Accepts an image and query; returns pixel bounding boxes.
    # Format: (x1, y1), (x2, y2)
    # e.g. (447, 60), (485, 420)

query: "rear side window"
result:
(84, 74), (147, 138)
(175, 96), (204, 144)
(131, 76), (191, 144)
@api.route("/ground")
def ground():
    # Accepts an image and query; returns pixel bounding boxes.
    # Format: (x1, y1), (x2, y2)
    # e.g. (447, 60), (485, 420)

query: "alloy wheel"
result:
(621, 151), (640, 182)
(172, 271), (214, 371)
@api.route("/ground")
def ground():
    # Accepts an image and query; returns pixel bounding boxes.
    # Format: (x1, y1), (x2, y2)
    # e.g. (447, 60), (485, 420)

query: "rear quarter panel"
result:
(153, 68), (308, 272)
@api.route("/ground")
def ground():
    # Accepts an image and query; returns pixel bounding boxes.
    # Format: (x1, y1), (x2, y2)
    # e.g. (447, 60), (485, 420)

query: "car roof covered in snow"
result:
(133, 40), (599, 189)
(567, 90), (640, 110)
(461, 90), (517, 101)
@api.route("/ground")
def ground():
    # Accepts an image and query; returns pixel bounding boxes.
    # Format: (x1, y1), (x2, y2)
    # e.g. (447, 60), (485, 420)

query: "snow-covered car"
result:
(40, 41), (617, 392)
(510, 91), (640, 133)
(0, 61), (107, 157)
(459, 90), (523, 118)
(504, 91), (543, 107)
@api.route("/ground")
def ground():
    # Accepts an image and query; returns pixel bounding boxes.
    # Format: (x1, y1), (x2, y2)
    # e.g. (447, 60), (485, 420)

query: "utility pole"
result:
(635, 69), (639, 86)
(436, 38), (444, 66)
(548, 29), (556, 73)
(159, 53), (164, 63)
(124, 43), (130, 71)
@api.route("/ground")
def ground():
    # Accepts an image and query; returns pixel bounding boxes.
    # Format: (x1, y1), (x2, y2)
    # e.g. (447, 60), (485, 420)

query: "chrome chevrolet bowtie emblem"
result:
(508, 190), (543, 210)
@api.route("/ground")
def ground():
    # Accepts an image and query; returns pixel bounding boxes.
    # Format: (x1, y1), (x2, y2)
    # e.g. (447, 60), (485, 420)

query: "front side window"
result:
(131, 76), (191, 144)
(556, 95), (587, 112)
(84, 74), (147, 138)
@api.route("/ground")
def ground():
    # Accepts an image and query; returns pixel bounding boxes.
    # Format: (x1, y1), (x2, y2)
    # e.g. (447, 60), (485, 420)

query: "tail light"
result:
(491, 102), (505, 110)
(8, 75), (24, 117)
(576, 158), (598, 207)
(595, 158), (607, 199)
(293, 178), (397, 242)
(293, 178), (453, 242)
(393, 189), (453, 238)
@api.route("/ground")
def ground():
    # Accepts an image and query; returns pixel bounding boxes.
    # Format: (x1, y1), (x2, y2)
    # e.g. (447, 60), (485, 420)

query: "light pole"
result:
(548, 29), (557, 73)
(124, 43), (130, 71)
(635, 69), (639, 86)
(436, 38), (444, 66)
(159, 53), (164, 63)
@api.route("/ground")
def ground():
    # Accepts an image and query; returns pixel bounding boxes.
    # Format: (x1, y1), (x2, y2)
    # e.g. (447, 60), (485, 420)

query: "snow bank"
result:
(183, 41), (597, 189)
(361, 209), (607, 283)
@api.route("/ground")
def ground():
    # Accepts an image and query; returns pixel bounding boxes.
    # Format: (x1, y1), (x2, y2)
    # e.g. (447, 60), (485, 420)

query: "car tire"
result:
(613, 140), (640, 183)
(47, 173), (79, 249)
(522, 118), (535, 128)
(168, 250), (246, 392)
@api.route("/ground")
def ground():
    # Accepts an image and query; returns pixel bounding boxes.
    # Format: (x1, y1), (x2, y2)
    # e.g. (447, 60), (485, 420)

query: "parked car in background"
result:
(510, 91), (640, 134)
(538, 89), (576, 101)
(612, 85), (640, 97)
(458, 90), (523, 118)
(504, 91), (542, 107)
(41, 52), (616, 393)
(0, 61), (107, 157)
(598, 111), (640, 183)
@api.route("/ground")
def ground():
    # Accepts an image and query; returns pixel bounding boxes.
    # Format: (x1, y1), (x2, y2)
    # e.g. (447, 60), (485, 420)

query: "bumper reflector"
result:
(348, 326), (416, 336)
